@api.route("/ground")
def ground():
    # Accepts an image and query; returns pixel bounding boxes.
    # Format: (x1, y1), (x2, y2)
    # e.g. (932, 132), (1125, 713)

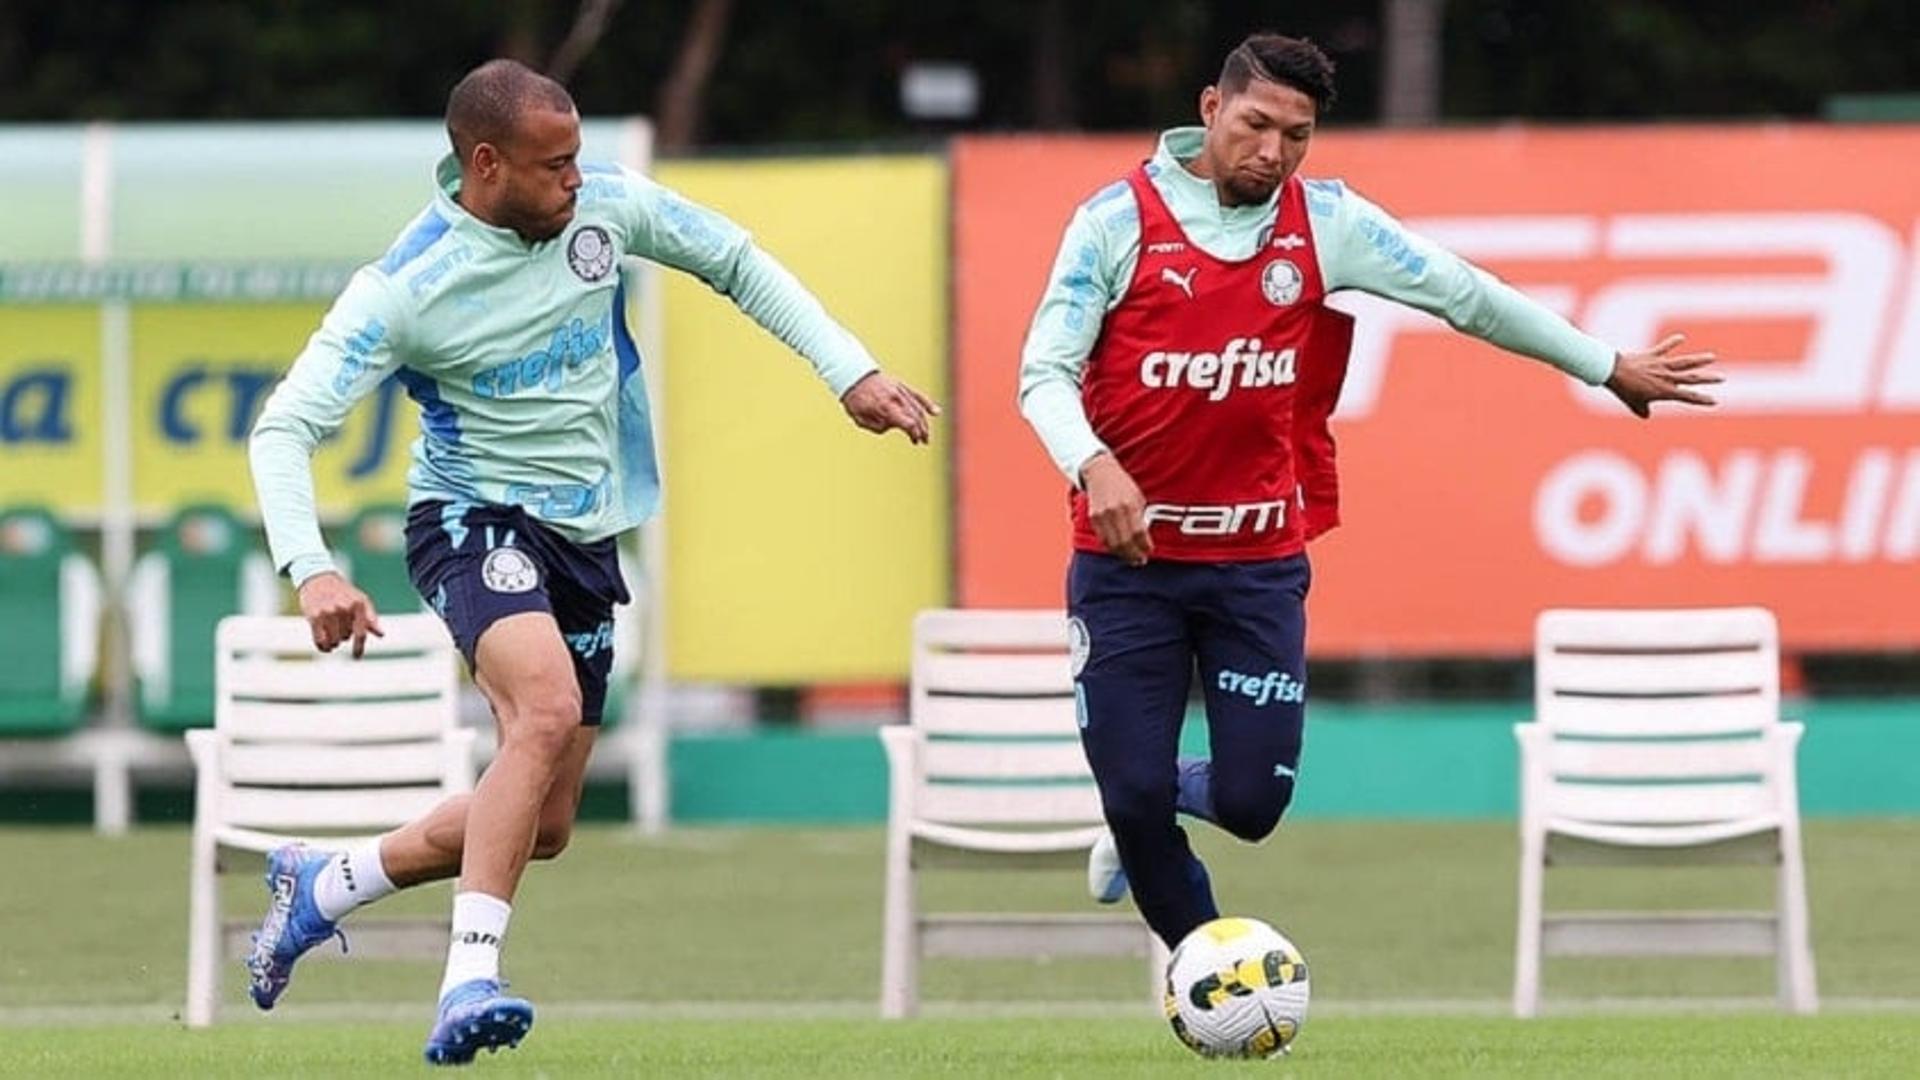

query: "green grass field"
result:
(12, 1015), (1920, 1079)
(4, 820), (1918, 1075)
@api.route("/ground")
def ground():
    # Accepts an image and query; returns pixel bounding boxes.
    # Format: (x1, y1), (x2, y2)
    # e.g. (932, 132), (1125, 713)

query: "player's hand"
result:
(1082, 453), (1152, 567)
(297, 572), (385, 658)
(841, 371), (941, 445)
(1604, 334), (1722, 419)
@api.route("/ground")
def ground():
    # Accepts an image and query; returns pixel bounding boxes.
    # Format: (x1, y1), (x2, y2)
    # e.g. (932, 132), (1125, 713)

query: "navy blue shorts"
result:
(404, 500), (629, 726)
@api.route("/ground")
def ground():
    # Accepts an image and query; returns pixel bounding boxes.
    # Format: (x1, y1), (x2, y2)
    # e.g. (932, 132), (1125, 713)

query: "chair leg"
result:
(1146, 929), (1170, 1014)
(93, 735), (131, 836)
(638, 723), (669, 836)
(1777, 835), (1818, 1014)
(185, 831), (220, 1027)
(879, 826), (917, 1019)
(1513, 830), (1546, 1019)
(626, 698), (670, 836)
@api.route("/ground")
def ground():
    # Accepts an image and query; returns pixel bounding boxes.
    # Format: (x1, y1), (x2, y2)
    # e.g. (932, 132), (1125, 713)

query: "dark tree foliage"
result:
(0, 1), (1912, 138)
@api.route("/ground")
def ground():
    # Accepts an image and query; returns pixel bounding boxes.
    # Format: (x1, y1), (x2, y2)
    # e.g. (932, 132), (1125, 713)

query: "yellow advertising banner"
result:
(130, 304), (415, 516)
(0, 307), (103, 513)
(654, 156), (950, 682)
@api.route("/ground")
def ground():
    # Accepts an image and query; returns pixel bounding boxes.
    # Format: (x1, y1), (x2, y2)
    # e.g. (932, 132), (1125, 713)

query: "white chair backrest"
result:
(1536, 607), (1779, 736)
(210, 613), (465, 833)
(59, 553), (102, 700)
(1531, 607), (1787, 828)
(907, 609), (1102, 828)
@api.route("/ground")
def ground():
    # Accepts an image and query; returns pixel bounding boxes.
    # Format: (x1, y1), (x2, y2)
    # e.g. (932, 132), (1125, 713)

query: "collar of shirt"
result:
(432, 154), (542, 249)
(1150, 127), (1281, 233)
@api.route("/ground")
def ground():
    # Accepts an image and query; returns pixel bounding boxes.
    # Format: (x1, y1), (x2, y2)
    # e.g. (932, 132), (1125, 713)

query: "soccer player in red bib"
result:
(1017, 33), (1721, 948)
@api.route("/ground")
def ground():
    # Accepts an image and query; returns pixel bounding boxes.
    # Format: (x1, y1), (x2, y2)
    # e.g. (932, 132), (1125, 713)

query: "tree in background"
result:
(653, 0), (732, 151)
(0, 1), (1913, 138)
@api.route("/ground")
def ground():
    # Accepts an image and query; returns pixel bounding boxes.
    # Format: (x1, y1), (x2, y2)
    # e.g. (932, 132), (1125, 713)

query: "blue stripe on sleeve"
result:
(378, 210), (452, 275)
(1085, 179), (1129, 210)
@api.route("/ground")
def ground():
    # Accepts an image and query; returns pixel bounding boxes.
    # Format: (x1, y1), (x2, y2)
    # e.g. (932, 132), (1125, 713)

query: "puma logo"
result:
(1161, 266), (1198, 299)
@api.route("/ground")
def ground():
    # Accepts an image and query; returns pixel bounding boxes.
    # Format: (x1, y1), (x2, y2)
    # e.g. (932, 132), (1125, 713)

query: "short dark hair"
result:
(1218, 34), (1336, 113)
(445, 59), (576, 161)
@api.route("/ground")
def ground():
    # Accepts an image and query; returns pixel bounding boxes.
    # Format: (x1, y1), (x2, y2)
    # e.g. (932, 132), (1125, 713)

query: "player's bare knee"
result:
(497, 692), (582, 757)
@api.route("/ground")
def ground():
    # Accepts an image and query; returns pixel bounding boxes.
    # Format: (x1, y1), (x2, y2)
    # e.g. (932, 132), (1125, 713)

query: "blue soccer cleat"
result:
(245, 844), (346, 1010)
(1088, 829), (1128, 904)
(423, 979), (535, 1066)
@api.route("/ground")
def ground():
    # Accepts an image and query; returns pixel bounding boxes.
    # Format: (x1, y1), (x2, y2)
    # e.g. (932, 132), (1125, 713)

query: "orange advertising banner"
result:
(953, 126), (1920, 654)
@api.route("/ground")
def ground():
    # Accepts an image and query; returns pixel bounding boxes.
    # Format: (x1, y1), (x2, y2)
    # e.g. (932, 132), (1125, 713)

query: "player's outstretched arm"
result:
(1314, 183), (1622, 387)
(1602, 333), (1721, 418)
(617, 171), (940, 438)
(296, 571), (385, 658)
(840, 371), (941, 444)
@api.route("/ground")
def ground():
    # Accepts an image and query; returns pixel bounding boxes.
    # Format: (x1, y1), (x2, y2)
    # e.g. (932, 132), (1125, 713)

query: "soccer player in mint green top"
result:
(243, 60), (937, 1065)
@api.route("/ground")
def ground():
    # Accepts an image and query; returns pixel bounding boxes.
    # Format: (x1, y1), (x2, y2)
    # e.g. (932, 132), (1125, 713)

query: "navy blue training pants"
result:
(1068, 551), (1309, 947)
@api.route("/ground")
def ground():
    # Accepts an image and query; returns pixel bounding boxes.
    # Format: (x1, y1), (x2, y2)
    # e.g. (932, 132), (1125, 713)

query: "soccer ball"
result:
(1163, 916), (1310, 1059)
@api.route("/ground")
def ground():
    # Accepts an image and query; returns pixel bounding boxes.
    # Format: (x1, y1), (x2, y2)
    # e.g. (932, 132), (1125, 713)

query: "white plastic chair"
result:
(184, 614), (475, 1027)
(1514, 607), (1816, 1017)
(879, 609), (1165, 1019)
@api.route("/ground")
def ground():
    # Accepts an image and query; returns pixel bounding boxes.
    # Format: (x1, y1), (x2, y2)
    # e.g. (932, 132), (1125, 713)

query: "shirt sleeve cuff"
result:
(285, 554), (337, 590)
(827, 357), (881, 399)
(1570, 339), (1618, 386)
(1065, 444), (1110, 489)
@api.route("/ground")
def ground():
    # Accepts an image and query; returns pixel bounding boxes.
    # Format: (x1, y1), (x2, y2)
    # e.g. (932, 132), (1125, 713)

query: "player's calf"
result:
(530, 818), (574, 861)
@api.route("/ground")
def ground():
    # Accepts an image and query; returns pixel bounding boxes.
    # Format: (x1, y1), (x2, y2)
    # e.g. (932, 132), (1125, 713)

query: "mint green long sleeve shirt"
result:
(1018, 127), (1618, 484)
(250, 158), (879, 587)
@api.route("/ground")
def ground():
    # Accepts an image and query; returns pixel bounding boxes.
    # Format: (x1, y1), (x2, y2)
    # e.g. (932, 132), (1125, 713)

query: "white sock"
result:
(439, 891), (512, 1000)
(312, 839), (397, 922)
